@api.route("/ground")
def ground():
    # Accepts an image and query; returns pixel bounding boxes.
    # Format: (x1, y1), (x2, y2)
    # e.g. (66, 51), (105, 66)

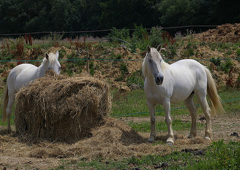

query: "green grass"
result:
(52, 140), (240, 170)
(111, 88), (240, 118)
(128, 119), (204, 133)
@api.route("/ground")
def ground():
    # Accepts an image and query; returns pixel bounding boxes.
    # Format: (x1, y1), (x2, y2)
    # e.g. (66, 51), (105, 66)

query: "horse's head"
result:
(45, 51), (61, 74)
(146, 44), (165, 85)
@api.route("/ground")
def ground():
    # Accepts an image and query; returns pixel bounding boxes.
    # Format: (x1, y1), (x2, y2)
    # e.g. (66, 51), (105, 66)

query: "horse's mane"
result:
(142, 55), (148, 78)
(43, 53), (57, 67)
(142, 51), (169, 79)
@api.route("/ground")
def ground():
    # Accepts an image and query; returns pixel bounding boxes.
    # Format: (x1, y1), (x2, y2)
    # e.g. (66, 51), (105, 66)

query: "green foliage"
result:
(89, 61), (95, 76)
(132, 24), (148, 40)
(1, 0), (240, 36)
(149, 26), (164, 47)
(200, 140), (240, 170)
(52, 140), (240, 169)
(58, 49), (66, 59)
(64, 52), (86, 76)
(236, 49), (240, 56)
(210, 57), (221, 66)
(107, 27), (130, 42)
(126, 70), (144, 88)
(221, 60), (234, 73)
(226, 50), (232, 55)
(120, 62), (128, 75)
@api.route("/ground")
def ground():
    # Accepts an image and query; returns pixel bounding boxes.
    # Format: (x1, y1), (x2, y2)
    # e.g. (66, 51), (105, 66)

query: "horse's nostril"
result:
(157, 76), (163, 82)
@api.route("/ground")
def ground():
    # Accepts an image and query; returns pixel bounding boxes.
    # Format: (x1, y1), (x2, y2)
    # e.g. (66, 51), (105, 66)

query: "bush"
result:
(149, 26), (164, 47)
(120, 62), (128, 75)
(107, 27), (130, 42)
(210, 57), (221, 66)
(236, 49), (240, 56)
(221, 60), (233, 73)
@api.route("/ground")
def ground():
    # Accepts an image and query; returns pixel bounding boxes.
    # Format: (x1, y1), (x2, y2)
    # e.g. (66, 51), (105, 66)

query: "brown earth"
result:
(197, 23), (240, 43)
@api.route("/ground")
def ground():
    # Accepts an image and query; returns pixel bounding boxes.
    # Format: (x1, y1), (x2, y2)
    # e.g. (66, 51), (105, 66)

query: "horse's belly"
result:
(170, 90), (192, 103)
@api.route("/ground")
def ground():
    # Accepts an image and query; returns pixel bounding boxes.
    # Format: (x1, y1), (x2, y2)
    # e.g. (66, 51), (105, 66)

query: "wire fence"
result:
(0, 25), (220, 36)
(0, 57), (239, 63)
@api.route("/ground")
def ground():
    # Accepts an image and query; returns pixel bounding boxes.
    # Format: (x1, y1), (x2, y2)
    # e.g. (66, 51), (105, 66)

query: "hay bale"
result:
(15, 71), (111, 143)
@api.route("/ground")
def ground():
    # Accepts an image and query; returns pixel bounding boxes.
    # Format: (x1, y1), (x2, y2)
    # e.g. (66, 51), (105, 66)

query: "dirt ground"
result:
(0, 113), (239, 170)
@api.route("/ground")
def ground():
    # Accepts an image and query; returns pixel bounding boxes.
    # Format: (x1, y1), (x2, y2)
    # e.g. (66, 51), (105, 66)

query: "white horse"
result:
(2, 51), (61, 132)
(142, 45), (225, 145)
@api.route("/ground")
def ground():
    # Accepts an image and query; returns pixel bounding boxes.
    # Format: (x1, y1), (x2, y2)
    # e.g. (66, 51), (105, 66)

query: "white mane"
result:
(142, 50), (169, 78)
(43, 52), (57, 67)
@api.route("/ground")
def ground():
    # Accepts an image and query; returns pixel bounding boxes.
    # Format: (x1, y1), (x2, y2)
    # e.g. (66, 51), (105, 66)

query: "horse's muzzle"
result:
(155, 75), (164, 85)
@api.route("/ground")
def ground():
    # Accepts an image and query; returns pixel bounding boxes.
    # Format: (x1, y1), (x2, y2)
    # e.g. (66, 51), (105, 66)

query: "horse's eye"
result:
(149, 59), (152, 63)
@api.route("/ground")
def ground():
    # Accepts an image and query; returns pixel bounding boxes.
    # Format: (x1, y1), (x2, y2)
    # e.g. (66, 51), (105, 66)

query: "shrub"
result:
(236, 49), (240, 56)
(107, 27), (130, 41)
(149, 26), (164, 47)
(120, 62), (128, 75)
(221, 60), (233, 73)
(210, 57), (221, 66)
(59, 49), (66, 59)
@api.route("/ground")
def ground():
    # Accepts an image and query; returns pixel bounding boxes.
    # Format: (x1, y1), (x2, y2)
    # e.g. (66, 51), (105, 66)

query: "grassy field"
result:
(112, 87), (240, 118)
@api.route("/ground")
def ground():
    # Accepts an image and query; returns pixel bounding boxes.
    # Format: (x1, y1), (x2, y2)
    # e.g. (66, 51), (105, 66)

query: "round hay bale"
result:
(15, 71), (111, 143)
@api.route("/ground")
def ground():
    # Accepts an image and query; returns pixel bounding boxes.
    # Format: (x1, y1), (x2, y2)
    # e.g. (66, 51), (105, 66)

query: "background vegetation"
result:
(0, 0), (240, 36)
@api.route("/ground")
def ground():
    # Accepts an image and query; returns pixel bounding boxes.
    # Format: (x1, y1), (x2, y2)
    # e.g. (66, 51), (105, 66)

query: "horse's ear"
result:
(45, 53), (49, 60)
(156, 44), (161, 52)
(56, 50), (59, 59)
(147, 45), (151, 53)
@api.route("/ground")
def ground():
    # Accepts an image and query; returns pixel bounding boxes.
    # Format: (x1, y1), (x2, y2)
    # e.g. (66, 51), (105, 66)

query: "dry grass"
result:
(14, 70), (111, 143)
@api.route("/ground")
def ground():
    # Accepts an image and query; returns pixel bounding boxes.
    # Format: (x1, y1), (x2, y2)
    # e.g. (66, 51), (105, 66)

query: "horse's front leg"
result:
(163, 100), (174, 145)
(147, 100), (156, 143)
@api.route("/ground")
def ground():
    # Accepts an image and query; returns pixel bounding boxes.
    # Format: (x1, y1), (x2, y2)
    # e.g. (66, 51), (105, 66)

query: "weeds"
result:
(210, 57), (221, 66)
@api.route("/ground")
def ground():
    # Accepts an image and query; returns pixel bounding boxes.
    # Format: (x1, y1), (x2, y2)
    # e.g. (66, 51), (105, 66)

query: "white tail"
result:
(205, 67), (225, 116)
(2, 84), (8, 122)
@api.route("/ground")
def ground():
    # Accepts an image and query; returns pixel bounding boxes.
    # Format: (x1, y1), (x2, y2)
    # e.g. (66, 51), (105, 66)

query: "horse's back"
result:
(8, 64), (38, 92)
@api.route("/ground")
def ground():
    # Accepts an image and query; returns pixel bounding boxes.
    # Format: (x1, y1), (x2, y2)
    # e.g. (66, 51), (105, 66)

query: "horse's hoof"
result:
(148, 139), (154, 143)
(148, 137), (155, 143)
(204, 136), (211, 141)
(166, 142), (173, 146)
(188, 135), (194, 139)
(166, 138), (174, 145)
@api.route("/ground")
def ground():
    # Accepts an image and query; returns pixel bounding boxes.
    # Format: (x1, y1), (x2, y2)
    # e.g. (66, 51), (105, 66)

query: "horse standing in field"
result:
(142, 45), (225, 145)
(2, 51), (61, 132)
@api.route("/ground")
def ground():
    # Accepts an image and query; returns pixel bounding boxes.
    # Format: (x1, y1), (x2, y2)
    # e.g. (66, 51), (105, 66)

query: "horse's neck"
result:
(37, 62), (49, 78)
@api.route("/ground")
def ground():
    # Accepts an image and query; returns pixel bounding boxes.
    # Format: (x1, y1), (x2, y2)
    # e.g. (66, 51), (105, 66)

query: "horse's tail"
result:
(205, 67), (225, 116)
(2, 83), (9, 122)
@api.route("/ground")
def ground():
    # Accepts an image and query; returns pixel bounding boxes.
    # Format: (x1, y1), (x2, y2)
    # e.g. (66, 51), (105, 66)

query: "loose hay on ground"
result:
(15, 70), (111, 143)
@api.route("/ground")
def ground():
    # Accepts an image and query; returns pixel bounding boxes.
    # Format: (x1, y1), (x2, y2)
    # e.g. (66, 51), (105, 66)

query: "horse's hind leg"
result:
(196, 91), (212, 140)
(184, 93), (197, 139)
(6, 90), (15, 133)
